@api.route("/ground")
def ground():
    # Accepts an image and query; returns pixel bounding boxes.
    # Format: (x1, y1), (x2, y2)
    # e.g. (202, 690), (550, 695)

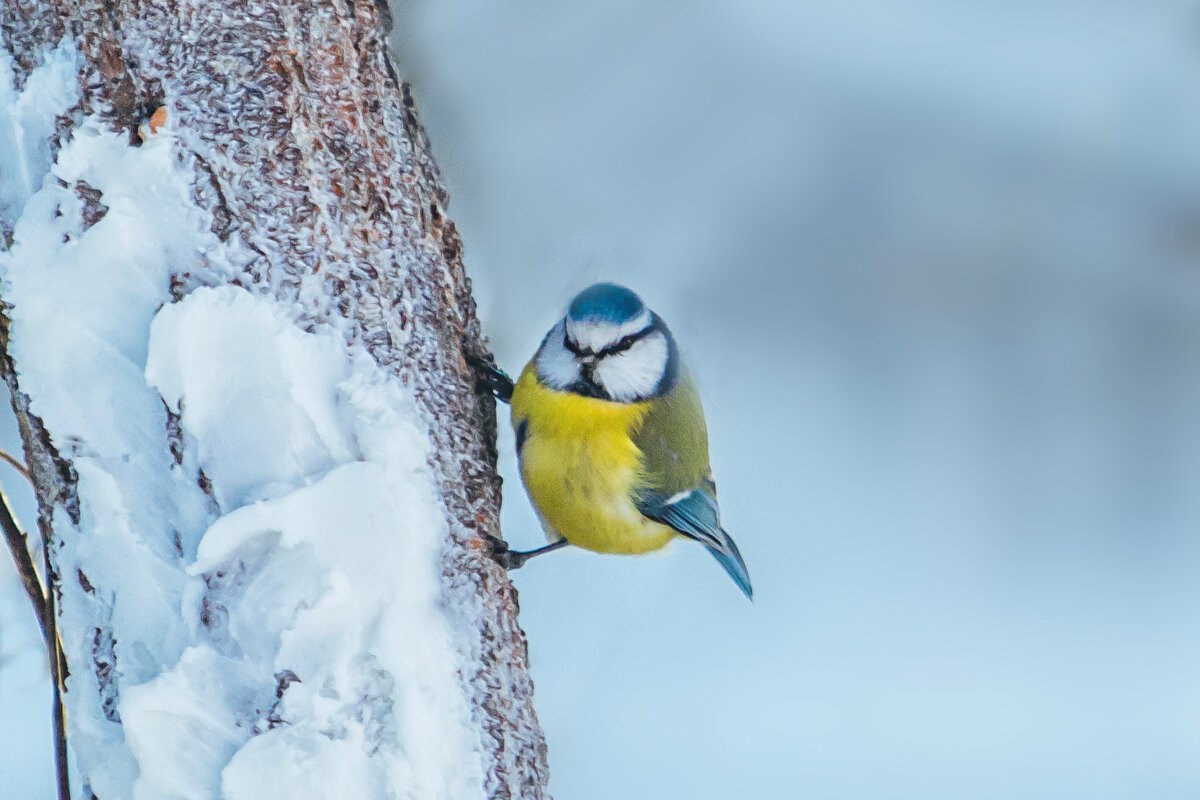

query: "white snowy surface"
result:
(0, 39), (79, 229)
(0, 39), (483, 800)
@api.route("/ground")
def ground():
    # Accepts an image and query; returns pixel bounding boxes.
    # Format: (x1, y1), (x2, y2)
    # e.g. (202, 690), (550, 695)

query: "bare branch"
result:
(0, 446), (30, 482)
(0, 482), (46, 643)
(43, 535), (69, 800)
(0, 482), (68, 799)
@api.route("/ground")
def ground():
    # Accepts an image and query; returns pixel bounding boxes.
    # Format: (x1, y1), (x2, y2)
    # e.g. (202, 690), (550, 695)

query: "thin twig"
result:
(45, 547), (70, 800)
(51, 675), (69, 800)
(0, 482), (69, 799)
(0, 482), (47, 643)
(0, 445), (30, 482)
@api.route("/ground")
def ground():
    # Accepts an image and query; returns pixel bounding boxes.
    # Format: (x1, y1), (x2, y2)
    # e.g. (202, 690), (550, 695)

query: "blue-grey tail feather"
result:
(705, 529), (754, 600)
(635, 486), (754, 600)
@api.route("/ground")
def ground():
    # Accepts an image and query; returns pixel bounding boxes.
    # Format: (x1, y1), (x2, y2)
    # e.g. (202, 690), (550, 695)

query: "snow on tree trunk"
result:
(0, 2), (549, 798)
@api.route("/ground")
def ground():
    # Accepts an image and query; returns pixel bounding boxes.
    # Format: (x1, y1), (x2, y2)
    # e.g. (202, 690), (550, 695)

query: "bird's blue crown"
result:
(567, 283), (646, 325)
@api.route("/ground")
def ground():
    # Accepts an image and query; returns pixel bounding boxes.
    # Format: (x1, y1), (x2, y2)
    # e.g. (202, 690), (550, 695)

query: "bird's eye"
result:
(562, 332), (589, 357)
(563, 320), (657, 360)
(604, 332), (640, 356)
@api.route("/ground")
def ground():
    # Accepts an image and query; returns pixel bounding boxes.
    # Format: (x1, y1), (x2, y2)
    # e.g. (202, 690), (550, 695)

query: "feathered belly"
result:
(520, 435), (676, 554)
(512, 372), (677, 555)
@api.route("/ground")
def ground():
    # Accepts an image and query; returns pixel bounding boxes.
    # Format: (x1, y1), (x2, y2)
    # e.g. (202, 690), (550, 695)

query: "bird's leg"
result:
(487, 536), (569, 570)
(465, 353), (514, 404)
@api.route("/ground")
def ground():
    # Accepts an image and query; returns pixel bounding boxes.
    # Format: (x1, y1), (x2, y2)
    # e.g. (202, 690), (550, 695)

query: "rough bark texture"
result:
(0, 1), (548, 796)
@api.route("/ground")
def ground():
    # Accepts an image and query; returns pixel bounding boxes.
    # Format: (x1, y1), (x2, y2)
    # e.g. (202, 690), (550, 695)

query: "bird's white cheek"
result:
(595, 335), (668, 402)
(535, 326), (581, 390)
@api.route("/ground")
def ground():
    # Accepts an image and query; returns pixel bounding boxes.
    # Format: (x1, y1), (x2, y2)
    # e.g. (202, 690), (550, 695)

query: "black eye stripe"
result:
(562, 331), (586, 357)
(604, 331), (642, 355)
(564, 320), (659, 359)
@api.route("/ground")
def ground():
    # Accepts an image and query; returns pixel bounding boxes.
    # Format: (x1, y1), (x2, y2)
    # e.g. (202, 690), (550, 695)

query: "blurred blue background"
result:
(5, 0), (1200, 797)
(393, 1), (1200, 798)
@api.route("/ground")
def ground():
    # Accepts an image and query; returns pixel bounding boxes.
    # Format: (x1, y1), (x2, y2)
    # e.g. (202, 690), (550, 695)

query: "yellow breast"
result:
(510, 366), (677, 555)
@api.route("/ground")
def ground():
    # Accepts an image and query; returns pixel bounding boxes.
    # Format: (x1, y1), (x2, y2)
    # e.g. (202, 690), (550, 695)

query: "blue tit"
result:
(481, 282), (752, 599)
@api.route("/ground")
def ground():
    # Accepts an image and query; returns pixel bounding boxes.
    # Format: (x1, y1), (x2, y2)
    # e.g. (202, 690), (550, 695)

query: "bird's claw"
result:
(465, 353), (514, 404)
(483, 533), (530, 570)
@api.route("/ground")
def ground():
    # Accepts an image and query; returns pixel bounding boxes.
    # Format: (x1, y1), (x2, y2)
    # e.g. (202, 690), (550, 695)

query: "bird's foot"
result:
(484, 535), (570, 570)
(465, 353), (514, 404)
(483, 534), (532, 570)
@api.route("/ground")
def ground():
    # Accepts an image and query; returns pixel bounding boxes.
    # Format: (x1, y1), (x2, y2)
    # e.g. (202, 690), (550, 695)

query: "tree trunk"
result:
(0, 2), (549, 798)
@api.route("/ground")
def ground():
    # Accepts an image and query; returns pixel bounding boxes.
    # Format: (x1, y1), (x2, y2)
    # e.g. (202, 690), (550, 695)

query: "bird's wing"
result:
(635, 481), (753, 599)
(632, 372), (753, 598)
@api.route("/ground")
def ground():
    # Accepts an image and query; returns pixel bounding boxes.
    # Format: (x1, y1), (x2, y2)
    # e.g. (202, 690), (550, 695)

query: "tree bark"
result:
(0, 2), (548, 798)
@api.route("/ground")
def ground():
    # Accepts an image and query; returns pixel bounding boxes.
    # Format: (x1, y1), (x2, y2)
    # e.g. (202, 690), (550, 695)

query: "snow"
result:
(0, 39), (484, 800)
(145, 287), (360, 511)
(0, 38), (79, 230)
(148, 287), (481, 798)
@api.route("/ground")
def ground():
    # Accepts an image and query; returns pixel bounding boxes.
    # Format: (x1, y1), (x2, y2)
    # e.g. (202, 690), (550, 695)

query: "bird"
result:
(471, 282), (752, 599)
